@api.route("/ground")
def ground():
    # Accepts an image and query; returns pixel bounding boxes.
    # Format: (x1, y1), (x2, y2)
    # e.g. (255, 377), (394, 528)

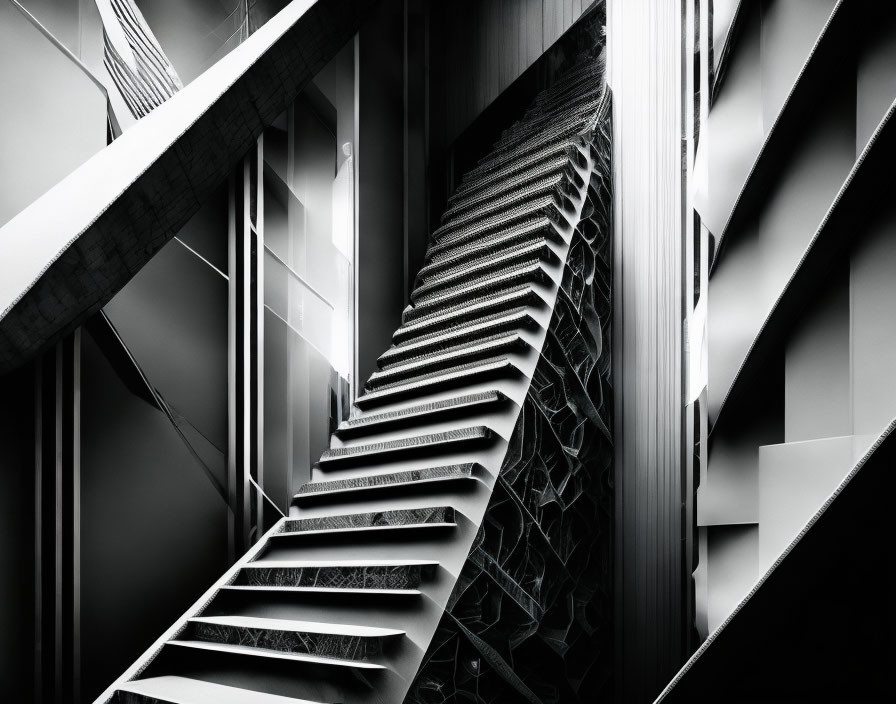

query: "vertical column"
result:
(228, 138), (265, 556)
(34, 330), (81, 703)
(607, 0), (686, 701)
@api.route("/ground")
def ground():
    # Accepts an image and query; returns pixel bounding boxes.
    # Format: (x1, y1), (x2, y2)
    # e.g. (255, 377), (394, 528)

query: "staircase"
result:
(97, 52), (612, 704)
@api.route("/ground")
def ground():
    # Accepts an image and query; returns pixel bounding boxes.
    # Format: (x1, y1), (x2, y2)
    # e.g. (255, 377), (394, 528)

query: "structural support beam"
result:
(607, 1), (688, 701)
(228, 141), (265, 558)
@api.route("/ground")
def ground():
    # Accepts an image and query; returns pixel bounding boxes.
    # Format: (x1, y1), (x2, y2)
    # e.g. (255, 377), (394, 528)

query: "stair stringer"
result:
(403, 106), (614, 703)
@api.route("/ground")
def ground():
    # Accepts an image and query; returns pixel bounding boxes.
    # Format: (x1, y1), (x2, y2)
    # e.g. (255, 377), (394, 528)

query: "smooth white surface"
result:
(118, 675), (322, 703)
(189, 614), (403, 637)
(222, 586), (420, 595)
(274, 522), (456, 537)
(244, 559), (438, 568)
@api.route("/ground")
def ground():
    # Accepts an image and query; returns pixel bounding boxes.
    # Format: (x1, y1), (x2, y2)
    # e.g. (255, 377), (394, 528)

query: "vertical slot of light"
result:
(332, 146), (355, 396)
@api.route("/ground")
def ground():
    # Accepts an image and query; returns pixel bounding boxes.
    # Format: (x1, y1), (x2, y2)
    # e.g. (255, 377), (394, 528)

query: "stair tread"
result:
(116, 676), (321, 704)
(419, 228), (554, 283)
(356, 357), (515, 407)
(244, 559), (438, 568)
(415, 239), (552, 297)
(385, 316), (534, 363)
(166, 640), (385, 669)
(437, 173), (568, 234)
(338, 392), (502, 433)
(319, 426), (490, 463)
(432, 195), (562, 248)
(392, 307), (535, 351)
(294, 463), (475, 499)
(371, 333), (524, 382)
(412, 256), (551, 308)
(221, 586), (422, 595)
(399, 284), (538, 330)
(188, 615), (403, 638)
(411, 262), (549, 310)
(277, 507), (456, 533)
(275, 524), (455, 538)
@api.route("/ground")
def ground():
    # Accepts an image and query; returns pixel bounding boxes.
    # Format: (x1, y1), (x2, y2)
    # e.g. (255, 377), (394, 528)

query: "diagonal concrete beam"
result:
(0, 0), (373, 374)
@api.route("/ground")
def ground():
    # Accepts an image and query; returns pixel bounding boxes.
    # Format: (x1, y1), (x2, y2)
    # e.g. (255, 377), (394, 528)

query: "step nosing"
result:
(416, 240), (552, 290)
(294, 463), (475, 498)
(399, 283), (538, 327)
(243, 559), (439, 568)
(338, 392), (503, 431)
(320, 426), (492, 462)
(356, 357), (515, 406)
(278, 506), (456, 532)
(392, 308), (534, 348)
(372, 334), (523, 378)
(410, 262), (549, 308)
(221, 586), (423, 594)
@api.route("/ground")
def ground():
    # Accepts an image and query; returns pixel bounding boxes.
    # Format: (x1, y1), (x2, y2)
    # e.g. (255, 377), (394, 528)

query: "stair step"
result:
(166, 640), (385, 669)
(337, 392), (505, 438)
(384, 312), (537, 365)
(355, 357), (516, 409)
(419, 221), (559, 281)
(437, 172), (575, 236)
(221, 586), (420, 596)
(410, 261), (551, 312)
(462, 111), (595, 187)
(236, 560), (437, 590)
(400, 280), (541, 328)
(414, 238), (554, 299)
(451, 143), (582, 205)
(113, 676), (322, 704)
(367, 334), (526, 391)
(444, 159), (567, 218)
(432, 195), (567, 250)
(319, 426), (491, 468)
(181, 615), (401, 663)
(277, 506), (456, 533)
(294, 463), (475, 502)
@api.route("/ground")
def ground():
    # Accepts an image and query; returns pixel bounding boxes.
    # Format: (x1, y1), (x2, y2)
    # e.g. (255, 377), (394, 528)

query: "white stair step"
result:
(221, 586), (421, 595)
(115, 675), (321, 703)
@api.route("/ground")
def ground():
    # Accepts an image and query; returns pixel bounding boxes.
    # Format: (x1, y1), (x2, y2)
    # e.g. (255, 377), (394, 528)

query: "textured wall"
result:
(404, 97), (613, 704)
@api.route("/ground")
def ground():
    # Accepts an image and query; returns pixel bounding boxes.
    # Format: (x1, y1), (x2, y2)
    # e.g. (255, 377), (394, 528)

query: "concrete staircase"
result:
(97, 54), (610, 704)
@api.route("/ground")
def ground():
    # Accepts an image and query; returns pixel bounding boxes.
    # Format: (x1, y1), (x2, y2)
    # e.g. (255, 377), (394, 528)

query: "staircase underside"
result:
(96, 39), (613, 704)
